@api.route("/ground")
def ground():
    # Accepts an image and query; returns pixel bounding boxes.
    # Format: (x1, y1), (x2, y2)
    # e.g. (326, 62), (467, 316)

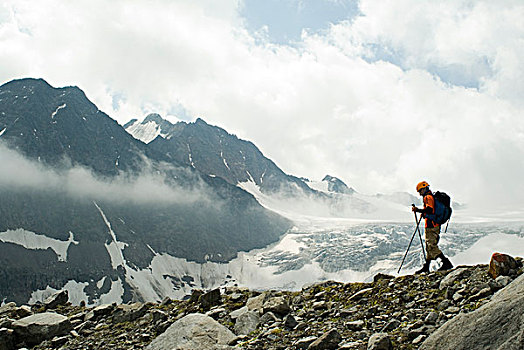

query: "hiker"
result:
(412, 181), (453, 273)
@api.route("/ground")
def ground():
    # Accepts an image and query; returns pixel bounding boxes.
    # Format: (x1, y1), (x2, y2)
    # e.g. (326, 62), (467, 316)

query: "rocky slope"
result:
(1, 259), (522, 350)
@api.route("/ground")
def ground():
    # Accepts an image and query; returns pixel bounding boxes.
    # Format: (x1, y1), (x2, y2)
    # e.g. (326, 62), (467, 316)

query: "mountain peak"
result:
(143, 113), (165, 124)
(2, 77), (52, 90)
(194, 117), (209, 126)
(322, 175), (354, 195)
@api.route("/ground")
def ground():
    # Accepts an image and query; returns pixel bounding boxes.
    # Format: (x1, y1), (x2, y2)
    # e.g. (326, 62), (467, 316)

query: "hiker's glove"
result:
(412, 206), (421, 213)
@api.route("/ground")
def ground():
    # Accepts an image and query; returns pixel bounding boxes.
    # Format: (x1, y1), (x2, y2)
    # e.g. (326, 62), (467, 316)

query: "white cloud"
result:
(0, 143), (214, 205)
(0, 0), (523, 208)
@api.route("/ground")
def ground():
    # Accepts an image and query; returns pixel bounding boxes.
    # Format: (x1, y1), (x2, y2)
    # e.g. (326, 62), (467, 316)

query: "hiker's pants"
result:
(425, 226), (442, 260)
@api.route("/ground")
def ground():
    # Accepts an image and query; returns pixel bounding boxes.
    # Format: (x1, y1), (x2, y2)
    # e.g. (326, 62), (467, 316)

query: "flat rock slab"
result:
(12, 312), (71, 346)
(146, 313), (236, 350)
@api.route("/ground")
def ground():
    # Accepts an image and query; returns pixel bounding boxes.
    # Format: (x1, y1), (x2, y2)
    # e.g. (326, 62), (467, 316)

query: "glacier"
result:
(20, 178), (524, 306)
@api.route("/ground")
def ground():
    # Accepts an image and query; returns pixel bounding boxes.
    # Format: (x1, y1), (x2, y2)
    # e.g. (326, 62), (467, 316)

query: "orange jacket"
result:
(423, 194), (439, 228)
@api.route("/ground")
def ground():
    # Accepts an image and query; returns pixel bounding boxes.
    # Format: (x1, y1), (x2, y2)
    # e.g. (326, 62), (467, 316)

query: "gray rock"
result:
(234, 311), (259, 335)
(11, 312), (72, 347)
(495, 275), (512, 288)
(444, 306), (461, 314)
(421, 272), (524, 350)
(438, 299), (451, 310)
(199, 289), (221, 310)
(259, 312), (279, 325)
(382, 319), (400, 332)
(15, 306), (32, 318)
(367, 333), (392, 350)
(51, 335), (69, 347)
(349, 288), (373, 301)
(263, 296), (291, 316)
(373, 273), (394, 283)
(85, 304), (114, 322)
(312, 301), (328, 310)
(439, 268), (469, 290)
(424, 312), (438, 325)
(468, 287), (492, 301)
(112, 303), (148, 323)
(229, 306), (248, 320)
(151, 309), (168, 323)
(294, 336), (317, 349)
(308, 329), (342, 350)
(346, 319), (365, 331)
(43, 290), (69, 310)
(0, 303), (16, 317)
(146, 313), (235, 350)
(246, 293), (267, 314)
(284, 314), (298, 329)
(413, 335), (426, 345)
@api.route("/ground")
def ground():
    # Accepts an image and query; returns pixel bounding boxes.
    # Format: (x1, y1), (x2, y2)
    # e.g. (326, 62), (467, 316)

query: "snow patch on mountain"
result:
(25, 218), (524, 306)
(94, 202), (127, 269)
(28, 280), (89, 305)
(51, 104), (66, 119)
(0, 229), (79, 262)
(126, 120), (167, 144)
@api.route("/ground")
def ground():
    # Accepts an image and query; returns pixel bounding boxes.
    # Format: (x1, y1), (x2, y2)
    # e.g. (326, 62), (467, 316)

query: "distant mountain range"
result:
(0, 78), (424, 306)
(0, 78), (291, 304)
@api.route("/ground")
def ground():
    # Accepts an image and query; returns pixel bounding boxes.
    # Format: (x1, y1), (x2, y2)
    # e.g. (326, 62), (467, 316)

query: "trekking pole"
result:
(397, 211), (423, 274)
(414, 211), (427, 261)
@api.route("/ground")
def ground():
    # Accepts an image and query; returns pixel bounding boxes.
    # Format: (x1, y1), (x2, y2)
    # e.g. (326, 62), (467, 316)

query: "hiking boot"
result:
(437, 253), (453, 271)
(416, 260), (431, 274)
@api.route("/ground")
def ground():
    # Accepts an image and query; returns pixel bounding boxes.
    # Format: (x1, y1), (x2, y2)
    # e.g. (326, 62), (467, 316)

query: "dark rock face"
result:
(128, 115), (316, 196)
(0, 78), (150, 176)
(0, 78), (292, 305)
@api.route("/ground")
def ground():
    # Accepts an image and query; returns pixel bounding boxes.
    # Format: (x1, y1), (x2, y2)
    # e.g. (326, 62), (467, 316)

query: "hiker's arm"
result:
(412, 206), (433, 215)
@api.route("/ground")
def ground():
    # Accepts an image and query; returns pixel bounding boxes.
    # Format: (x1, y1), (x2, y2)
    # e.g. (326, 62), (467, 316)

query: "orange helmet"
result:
(416, 181), (430, 192)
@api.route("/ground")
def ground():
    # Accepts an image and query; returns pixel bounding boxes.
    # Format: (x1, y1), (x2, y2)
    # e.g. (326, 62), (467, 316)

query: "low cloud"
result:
(0, 143), (215, 205)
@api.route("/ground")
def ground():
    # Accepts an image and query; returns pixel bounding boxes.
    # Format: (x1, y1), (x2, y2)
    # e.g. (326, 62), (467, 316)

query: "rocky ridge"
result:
(0, 258), (522, 350)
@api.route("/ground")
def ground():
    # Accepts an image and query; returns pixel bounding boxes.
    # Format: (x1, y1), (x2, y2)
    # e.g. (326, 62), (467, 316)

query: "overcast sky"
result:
(1, 0), (523, 208)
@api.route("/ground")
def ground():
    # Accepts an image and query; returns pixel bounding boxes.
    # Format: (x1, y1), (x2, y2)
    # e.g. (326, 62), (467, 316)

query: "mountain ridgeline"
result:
(126, 114), (315, 196)
(0, 78), (292, 304)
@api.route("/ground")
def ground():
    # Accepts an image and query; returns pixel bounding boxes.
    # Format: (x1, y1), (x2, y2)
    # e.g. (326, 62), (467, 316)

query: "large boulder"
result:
(367, 333), (392, 350)
(43, 290), (69, 310)
(308, 329), (342, 350)
(262, 296), (291, 316)
(146, 313), (236, 350)
(199, 289), (222, 310)
(11, 312), (72, 347)
(234, 310), (259, 335)
(421, 273), (524, 350)
(488, 253), (522, 278)
(112, 303), (148, 323)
